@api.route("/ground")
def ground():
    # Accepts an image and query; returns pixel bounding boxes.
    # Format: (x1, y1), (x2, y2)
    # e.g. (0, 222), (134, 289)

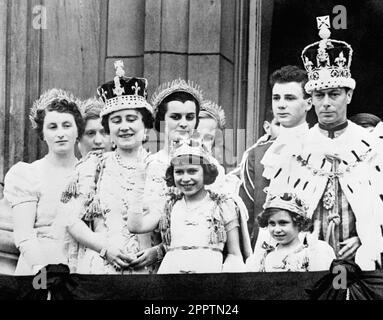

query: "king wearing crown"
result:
(265, 16), (383, 270)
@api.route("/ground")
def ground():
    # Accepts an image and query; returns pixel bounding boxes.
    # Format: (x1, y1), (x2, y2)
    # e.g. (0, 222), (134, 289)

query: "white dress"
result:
(246, 238), (336, 272)
(4, 158), (75, 275)
(144, 149), (253, 264)
(158, 192), (240, 274)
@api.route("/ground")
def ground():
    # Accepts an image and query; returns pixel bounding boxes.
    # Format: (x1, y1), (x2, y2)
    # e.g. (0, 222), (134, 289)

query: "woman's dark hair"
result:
(34, 99), (84, 140)
(165, 156), (218, 187)
(350, 113), (382, 129)
(257, 208), (312, 232)
(154, 91), (200, 132)
(101, 107), (154, 134)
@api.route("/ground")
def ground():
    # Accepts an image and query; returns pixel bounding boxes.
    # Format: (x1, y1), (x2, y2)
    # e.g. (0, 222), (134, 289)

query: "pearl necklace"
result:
(114, 149), (145, 170)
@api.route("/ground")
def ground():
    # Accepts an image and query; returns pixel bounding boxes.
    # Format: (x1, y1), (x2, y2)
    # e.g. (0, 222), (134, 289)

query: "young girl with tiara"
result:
(127, 138), (247, 273)
(246, 192), (335, 272)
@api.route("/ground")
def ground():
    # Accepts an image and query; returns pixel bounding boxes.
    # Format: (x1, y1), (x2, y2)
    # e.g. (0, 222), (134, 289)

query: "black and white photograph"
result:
(1, 0), (383, 305)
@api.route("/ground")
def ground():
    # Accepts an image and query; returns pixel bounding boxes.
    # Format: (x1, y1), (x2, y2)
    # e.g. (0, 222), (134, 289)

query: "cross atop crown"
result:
(300, 16), (355, 94)
(316, 15), (330, 30)
(113, 60), (125, 96)
(114, 60), (125, 77)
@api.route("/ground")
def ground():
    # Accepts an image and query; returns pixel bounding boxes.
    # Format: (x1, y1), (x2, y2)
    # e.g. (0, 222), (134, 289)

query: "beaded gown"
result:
(60, 148), (155, 274)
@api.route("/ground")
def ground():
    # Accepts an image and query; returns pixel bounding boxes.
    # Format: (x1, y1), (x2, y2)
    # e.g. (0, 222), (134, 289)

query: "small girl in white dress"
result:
(246, 192), (335, 272)
(128, 139), (246, 273)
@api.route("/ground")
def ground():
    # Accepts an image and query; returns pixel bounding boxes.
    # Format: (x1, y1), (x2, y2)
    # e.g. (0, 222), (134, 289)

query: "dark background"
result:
(267, 0), (383, 126)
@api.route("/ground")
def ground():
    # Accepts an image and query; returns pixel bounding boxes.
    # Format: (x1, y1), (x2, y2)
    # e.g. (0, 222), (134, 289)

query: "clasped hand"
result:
(105, 245), (158, 270)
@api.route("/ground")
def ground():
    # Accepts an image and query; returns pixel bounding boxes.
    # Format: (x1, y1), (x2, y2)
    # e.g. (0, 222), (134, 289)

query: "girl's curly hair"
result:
(257, 208), (312, 232)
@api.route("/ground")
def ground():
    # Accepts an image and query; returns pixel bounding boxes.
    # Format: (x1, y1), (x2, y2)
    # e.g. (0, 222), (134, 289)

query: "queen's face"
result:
(164, 100), (197, 142)
(108, 109), (145, 152)
(43, 111), (78, 155)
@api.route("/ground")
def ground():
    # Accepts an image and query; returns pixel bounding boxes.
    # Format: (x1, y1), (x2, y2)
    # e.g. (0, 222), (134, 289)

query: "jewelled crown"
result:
(97, 60), (153, 118)
(200, 100), (226, 129)
(263, 192), (309, 218)
(170, 136), (212, 165)
(29, 88), (82, 129)
(150, 78), (204, 116)
(301, 15), (356, 94)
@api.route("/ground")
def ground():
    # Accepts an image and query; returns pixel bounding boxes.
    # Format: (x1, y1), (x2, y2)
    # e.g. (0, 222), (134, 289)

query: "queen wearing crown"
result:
(3, 89), (84, 275)
(58, 61), (159, 274)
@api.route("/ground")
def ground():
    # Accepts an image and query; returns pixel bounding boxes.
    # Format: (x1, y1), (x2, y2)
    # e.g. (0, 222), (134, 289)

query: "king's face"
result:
(312, 87), (353, 127)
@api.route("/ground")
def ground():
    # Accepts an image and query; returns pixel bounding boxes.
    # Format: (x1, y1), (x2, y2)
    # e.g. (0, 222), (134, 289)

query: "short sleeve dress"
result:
(4, 158), (75, 275)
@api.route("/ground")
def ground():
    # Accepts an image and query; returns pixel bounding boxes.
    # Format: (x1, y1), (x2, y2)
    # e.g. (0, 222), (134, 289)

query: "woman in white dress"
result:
(145, 82), (252, 264)
(144, 79), (204, 212)
(3, 89), (83, 275)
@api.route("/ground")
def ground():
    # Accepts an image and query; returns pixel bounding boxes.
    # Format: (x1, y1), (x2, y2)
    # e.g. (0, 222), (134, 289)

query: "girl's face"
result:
(173, 162), (204, 199)
(108, 109), (145, 152)
(164, 100), (197, 142)
(267, 210), (299, 246)
(43, 111), (78, 155)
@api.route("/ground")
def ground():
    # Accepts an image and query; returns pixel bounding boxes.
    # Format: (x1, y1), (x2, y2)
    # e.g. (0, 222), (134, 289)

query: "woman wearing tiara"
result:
(142, 80), (204, 258)
(3, 89), (84, 275)
(59, 61), (160, 274)
(144, 79), (203, 208)
(145, 83), (252, 263)
(198, 100), (242, 195)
